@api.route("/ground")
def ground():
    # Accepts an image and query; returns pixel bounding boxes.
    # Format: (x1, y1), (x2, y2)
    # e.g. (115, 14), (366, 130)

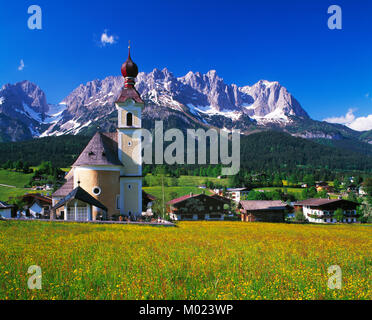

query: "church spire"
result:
(121, 41), (139, 88)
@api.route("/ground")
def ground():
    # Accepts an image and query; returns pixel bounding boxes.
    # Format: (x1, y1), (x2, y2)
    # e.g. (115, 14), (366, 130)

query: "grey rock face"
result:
(0, 80), (51, 140)
(0, 70), (313, 140)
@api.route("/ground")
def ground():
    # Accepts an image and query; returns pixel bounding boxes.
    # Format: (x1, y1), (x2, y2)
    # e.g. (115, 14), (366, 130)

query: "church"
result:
(51, 47), (144, 221)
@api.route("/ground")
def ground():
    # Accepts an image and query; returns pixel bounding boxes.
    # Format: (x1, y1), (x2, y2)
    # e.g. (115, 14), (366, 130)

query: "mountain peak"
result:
(0, 67), (311, 140)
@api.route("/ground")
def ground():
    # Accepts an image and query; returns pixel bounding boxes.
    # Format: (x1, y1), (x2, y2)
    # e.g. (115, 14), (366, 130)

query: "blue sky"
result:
(0, 0), (371, 128)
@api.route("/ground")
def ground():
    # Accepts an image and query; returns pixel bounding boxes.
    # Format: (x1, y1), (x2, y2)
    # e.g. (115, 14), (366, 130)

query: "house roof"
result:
(72, 132), (122, 167)
(294, 198), (357, 207)
(210, 194), (231, 204)
(167, 193), (227, 206)
(227, 187), (249, 192)
(52, 177), (74, 197)
(53, 186), (107, 211)
(0, 201), (13, 209)
(143, 190), (156, 201)
(22, 193), (52, 205)
(316, 181), (329, 187)
(240, 200), (289, 211)
(167, 194), (197, 205)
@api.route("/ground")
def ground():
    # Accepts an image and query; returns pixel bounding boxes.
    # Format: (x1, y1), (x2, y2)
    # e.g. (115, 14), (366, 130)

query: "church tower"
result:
(115, 45), (144, 217)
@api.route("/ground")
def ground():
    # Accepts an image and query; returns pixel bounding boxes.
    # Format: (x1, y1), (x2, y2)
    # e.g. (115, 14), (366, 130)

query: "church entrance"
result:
(67, 207), (88, 221)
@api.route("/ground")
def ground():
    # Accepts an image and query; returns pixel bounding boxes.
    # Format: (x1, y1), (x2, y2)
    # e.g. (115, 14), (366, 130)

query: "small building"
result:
(52, 186), (107, 221)
(315, 181), (329, 188)
(0, 201), (14, 218)
(213, 187), (250, 203)
(315, 182), (334, 193)
(239, 200), (291, 222)
(167, 193), (227, 221)
(359, 186), (367, 196)
(294, 198), (359, 223)
(19, 193), (52, 219)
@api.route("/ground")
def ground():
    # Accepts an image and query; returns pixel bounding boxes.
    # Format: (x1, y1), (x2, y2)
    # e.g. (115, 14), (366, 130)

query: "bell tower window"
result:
(126, 112), (133, 127)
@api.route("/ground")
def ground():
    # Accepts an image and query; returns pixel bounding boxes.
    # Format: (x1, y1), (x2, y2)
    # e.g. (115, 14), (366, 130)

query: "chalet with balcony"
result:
(294, 198), (359, 223)
(167, 193), (227, 221)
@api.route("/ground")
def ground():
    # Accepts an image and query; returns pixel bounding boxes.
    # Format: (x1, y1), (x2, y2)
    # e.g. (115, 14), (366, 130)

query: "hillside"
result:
(0, 131), (371, 172)
(240, 131), (372, 172)
(0, 135), (90, 168)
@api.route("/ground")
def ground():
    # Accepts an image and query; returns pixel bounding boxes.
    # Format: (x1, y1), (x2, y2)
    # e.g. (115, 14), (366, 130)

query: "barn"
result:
(167, 193), (228, 221)
(239, 200), (292, 222)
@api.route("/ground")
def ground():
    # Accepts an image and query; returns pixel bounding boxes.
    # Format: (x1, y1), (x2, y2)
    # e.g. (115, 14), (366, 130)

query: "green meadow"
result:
(0, 220), (370, 300)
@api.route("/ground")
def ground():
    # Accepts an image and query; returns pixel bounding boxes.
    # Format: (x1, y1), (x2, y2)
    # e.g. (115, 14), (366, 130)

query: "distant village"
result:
(0, 175), (369, 225)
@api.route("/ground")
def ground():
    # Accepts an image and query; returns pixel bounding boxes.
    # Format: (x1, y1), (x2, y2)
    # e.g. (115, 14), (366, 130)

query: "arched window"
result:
(126, 112), (133, 126)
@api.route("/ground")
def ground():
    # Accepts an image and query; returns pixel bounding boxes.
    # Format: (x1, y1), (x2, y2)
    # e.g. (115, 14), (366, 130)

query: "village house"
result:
(51, 47), (144, 221)
(359, 185), (367, 196)
(167, 193), (228, 221)
(17, 193), (52, 219)
(142, 191), (156, 218)
(0, 201), (14, 218)
(238, 200), (292, 222)
(315, 181), (334, 193)
(294, 198), (359, 223)
(213, 187), (250, 203)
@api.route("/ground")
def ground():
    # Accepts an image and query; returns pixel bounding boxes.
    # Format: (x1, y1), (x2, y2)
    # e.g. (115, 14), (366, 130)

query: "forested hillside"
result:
(0, 135), (90, 168)
(0, 131), (371, 172)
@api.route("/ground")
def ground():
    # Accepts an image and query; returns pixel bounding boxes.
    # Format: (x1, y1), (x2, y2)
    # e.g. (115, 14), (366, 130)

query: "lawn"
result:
(0, 169), (50, 202)
(0, 169), (33, 188)
(254, 187), (304, 194)
(0, 169), (34, 202)
(0, 220), (370, 300)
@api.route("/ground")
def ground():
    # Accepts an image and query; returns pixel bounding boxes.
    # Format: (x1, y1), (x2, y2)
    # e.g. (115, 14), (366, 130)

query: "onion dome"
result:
(121, 42), (138, 88)
(116, 42), (144, 104)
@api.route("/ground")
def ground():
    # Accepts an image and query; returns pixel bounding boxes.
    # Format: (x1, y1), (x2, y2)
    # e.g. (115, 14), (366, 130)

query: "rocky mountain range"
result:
(0, 69), (371, 154)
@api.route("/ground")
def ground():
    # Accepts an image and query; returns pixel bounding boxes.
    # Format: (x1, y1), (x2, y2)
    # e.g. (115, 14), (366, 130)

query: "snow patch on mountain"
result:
(23, 102), (43, 123)
(187, 103), (242, 121)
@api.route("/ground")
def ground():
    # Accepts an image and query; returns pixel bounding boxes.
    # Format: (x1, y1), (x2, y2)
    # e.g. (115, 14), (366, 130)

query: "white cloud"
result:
(18, 59), (25, 71)
(324, 108), (356, 125)
(348, 115), (372, 131)
(100, 31), (117, 46)
(324, 108), (372, 131)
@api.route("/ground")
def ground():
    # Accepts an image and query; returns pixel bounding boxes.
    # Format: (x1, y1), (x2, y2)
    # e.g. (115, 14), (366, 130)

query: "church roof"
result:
(52, 177), (74, 197)
(53, 186), (107, 211)
(72, 132), (122, 167)
(116, 87), (143, 104)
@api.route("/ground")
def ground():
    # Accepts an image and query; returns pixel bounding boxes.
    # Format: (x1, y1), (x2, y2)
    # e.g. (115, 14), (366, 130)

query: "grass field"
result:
(0, 169), (33, 202)
(0, 220), (370, 300)
(143, 174), (226, 199)
(253, 187), (304, 194)
(0, 169), (49, 202)
(0, 169), (33, 188)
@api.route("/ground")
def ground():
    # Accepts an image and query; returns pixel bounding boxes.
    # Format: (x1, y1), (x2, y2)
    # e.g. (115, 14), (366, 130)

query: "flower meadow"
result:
(0, 220), (370, 300)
